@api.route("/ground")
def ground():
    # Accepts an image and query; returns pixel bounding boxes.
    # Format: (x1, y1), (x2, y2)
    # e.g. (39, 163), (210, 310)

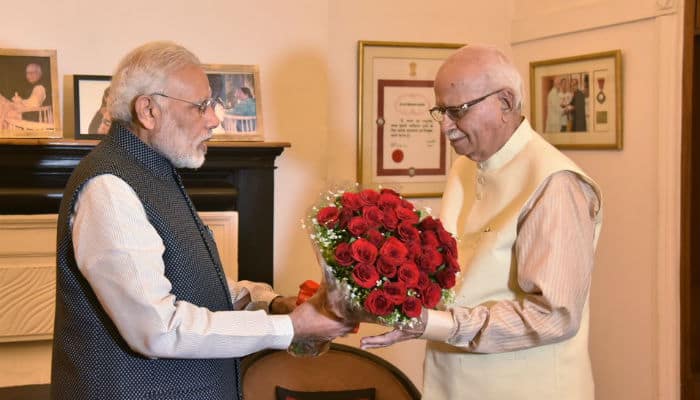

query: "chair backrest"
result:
(223, 115), (256, 133)
(240, 343), (421, 400)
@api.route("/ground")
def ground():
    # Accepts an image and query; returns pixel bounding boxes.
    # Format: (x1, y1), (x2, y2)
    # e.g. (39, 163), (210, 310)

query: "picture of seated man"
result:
(0, 63), (47, 128)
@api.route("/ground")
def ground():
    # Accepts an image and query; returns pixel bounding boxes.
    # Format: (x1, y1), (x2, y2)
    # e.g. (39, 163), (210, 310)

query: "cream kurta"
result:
(422, 119), (602, 399)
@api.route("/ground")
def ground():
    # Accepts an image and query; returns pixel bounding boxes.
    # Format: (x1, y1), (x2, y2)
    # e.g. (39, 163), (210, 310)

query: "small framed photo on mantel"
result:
(73, 74), (112, 139)
(529, 50), (623, 150)
(0, 48), (61, 139)
(203, 64), (264, 142)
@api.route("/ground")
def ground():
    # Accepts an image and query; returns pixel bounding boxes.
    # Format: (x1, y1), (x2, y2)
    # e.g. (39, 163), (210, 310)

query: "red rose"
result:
(379, 188), (401, 197)
(397, 262), (420, 288)
(406, 241), (422, 262)
(419, 216), (440, 231)
(437, 227), (457, 256)
(402, 296), (422, 318)
(351, 238), (378, 264)
(420, 230), (439, 247)
(341, 192), (363, 212)
(362, 206), (384, 227)
(352, 263), (380, 288)
(436, 269), (457, 289)
(334, 242), (354, 266)
(382, 281), (407, 305)
(365, 229), (385, 248)
(364, 289), (394, 316)
(395, 207), (419, 224)
(444, 253), (461, 273)
(348, 216), (370, 236)
(379, 237), (409, 266)
(316, 206), (339, 228)
(397, 221), (420, 243)
(338, 208), (353, 229)
(378, 192), (402, 210)
(417, 245), (443, 273)
(376, 257), (398, 278)
(400, 199), (415, 210)
(359, 189), (380, 206)
(421, 282), (442, 308)
(382, 208), (398, 230)
(416, 272), (430, 290)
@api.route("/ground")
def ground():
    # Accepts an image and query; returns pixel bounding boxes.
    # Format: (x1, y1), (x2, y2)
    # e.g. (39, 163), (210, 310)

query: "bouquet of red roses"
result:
(303, 186), (460, 335)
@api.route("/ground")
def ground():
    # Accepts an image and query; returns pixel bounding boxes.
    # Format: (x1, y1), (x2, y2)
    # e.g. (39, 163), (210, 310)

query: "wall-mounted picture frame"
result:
(73, 74), (111, 139)
(0, 48), (61, 139)
(203, 64), (263, 141)
(358, 41), (463, 198)
(529, 50), (623, 150)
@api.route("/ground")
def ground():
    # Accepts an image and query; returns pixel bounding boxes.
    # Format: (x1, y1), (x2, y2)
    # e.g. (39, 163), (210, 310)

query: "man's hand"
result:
(360, 328), (423, 350)
(269, 296), (296, 314)
(288, 288), (355, 340)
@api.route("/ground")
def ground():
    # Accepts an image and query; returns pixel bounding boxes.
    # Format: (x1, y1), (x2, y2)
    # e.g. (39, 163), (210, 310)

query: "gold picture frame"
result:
(203, 64), (263, 142)
(529, 50), (623, 149)
(0, 48), (61, 139)
(357, 41), (462, 198)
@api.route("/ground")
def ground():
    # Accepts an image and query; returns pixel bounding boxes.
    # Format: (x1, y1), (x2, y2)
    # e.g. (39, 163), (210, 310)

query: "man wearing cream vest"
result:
(362, 45), (602, 400)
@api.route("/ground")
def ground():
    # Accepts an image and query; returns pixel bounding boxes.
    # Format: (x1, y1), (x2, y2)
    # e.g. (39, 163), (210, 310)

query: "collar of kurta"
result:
(476, 118), (533, 172)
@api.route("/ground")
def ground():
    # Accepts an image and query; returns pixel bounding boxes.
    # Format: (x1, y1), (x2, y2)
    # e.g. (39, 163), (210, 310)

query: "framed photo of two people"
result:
(530, 50), (623, 150)
(0, 48), (61, 138)
(357, 41), (463, 198)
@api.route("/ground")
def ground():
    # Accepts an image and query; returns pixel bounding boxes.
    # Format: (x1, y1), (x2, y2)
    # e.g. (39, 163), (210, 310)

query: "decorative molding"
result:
(0, 215), (57, 343)
(511, 0), (677, 44)
(654, 11), (682, 400)
(0, 212), (238, 342)
(200, 211), (239, 281)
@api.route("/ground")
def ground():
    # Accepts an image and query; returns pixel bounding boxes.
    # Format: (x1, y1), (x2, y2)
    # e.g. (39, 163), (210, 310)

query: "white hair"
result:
(478, 46), (524, 110)
(108, 41), (200, 123)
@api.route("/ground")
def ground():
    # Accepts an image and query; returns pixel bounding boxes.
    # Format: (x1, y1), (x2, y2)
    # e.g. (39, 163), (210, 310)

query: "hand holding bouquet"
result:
(289, 186), (460, 356)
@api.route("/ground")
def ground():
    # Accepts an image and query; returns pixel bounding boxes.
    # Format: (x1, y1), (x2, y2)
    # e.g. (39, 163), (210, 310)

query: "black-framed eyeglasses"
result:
(150, 92), (230, 115)
(429, 89), (503, 122)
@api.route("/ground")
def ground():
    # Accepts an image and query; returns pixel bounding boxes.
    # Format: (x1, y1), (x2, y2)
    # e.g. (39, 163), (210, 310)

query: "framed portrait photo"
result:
(529, 50), (623, 149)
(0, 48), (61, 139)
(203, 64), (263, 141)
(358, 41), (463, 198)
(73, 75), (111, 139)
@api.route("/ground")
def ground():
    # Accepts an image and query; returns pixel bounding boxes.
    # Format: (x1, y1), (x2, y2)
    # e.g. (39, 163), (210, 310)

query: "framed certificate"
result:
(357, 41), (462, 197)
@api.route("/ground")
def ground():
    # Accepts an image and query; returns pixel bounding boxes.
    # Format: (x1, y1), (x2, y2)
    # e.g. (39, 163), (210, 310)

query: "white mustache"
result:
(445, 129), (466, 141)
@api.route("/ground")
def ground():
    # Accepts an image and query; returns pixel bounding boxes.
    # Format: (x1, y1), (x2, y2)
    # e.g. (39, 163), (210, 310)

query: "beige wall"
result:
(0, 0), (683, 399)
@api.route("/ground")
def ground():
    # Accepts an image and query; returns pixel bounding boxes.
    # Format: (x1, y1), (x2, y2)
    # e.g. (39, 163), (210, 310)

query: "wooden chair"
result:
(223, 114), (257, 133)
(3, 105), (54, 131)
(240, 343), (421, 400)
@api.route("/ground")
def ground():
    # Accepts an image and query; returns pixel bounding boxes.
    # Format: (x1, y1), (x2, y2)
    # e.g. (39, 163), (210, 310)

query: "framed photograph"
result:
(203, 64), (263, 141)
(73, 75), (111, 139)
(529, 50), (623, 149)
(358, 41), (463, 198)
(0, 49), (61, 138)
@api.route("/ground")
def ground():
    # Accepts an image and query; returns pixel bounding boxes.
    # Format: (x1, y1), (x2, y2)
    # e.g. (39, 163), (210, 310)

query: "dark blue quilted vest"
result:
(51, 123), (240, 400)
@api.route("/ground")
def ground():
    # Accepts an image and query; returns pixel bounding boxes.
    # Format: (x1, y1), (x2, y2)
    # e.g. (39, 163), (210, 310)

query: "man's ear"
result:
(134, 95), (158, 130)
(499, 89), (515, 112)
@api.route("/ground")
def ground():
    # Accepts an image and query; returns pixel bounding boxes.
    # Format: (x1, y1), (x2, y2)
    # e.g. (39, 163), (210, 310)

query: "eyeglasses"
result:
(150, 93), (230, 115)
(429, 89), (503, 122)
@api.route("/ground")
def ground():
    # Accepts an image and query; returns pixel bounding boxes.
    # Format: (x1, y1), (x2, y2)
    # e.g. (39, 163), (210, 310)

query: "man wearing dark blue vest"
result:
(51, 41), (352, 400)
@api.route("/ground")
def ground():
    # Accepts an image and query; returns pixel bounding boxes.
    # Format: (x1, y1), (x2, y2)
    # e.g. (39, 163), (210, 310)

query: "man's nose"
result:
(440, 116), (456, 133)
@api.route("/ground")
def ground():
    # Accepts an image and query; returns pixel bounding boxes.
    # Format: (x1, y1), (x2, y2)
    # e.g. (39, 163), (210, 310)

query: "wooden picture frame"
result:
(203, 64), (263, 141)
(0, 49), (61, 138)
(529, 50), (623, 149)
(357, 41), (462, 198)
(73, 75), (111, 139)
